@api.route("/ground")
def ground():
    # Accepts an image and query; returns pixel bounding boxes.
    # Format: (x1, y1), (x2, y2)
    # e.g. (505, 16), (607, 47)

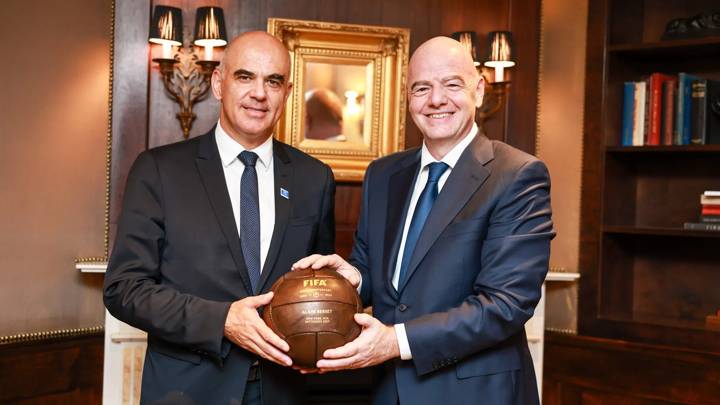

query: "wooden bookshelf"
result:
(580, 0), (720, 357)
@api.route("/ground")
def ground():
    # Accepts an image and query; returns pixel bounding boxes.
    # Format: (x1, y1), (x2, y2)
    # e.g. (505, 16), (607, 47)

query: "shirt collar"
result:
(420, 123), (478, 170)
(215, 122), (274, 171)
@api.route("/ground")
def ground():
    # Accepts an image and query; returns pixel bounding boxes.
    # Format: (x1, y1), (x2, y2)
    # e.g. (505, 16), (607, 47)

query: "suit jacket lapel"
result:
(195, 131), (253, 294)
(257, 140), (292, 292)
(383, 151), (421, 299)
(400, 135), (494, 293)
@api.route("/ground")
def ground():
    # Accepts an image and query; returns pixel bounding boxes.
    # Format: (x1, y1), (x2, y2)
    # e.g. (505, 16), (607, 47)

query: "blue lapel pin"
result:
(280, 188), (290, 200)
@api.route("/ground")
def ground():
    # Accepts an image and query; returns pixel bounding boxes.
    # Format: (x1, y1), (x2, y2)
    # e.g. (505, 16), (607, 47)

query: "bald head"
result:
(409, 36), (479, 81)
(219, 31), (291, 76)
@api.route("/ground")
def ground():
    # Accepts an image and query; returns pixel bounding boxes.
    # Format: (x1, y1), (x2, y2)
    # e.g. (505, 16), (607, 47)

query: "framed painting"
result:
(268, 18), (410, 181)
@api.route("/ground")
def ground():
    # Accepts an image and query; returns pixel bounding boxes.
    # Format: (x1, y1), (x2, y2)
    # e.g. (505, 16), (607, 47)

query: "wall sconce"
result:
(149, 6), (227, 138)
(485, 31), (515, 82)
(451, 30), (515, 123)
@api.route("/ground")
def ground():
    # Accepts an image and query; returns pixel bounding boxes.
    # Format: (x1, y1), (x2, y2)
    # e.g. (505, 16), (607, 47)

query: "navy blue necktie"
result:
(397, 162), (449, 289)
(239, 151), (261, 294)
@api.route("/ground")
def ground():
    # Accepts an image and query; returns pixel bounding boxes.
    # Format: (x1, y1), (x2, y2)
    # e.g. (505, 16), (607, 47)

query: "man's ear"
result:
(211, 69), (223, 101)
(474, 75), (485, 108)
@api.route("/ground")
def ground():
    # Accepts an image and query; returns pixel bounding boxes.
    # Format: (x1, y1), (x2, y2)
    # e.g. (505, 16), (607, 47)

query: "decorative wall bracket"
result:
(153, 48), (218, 139)
(478, 77), (511, 123)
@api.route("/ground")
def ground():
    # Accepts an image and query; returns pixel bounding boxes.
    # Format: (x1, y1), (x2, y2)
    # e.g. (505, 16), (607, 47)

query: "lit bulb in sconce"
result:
(161, 42), (173, 59)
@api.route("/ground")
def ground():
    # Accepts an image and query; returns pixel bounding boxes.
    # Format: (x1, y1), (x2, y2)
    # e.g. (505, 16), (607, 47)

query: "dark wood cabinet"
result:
(580, 0), (720, 353)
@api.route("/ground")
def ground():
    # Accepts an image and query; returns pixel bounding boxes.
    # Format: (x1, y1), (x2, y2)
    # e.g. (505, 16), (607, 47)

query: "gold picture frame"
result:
(268, 18), (409, 182)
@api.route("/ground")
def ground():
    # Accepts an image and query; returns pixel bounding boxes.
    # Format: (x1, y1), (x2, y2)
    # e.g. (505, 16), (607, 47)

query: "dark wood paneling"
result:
(334, 183), (363, 258)
(0, 334), (103, 404)
(543, 332), (720, 405)
(109, 0), (152, 252)
(506, 0), (541, 154)
(578, 0), (609, 337)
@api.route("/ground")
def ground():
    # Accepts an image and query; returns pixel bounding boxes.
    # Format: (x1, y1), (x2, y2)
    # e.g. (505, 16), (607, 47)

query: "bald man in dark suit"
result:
(294, 36), (554, 405)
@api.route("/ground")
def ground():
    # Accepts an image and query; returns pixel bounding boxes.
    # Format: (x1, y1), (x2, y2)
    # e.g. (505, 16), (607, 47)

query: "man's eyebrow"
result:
(233, 69), (256, 78)
(267, 73), (286, 83)
(410, 80), (432, 90)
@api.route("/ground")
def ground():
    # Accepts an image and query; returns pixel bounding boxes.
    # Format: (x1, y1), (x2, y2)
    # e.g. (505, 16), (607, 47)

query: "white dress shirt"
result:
(215, 123), (276, 273)
(393, 123), (479, 360)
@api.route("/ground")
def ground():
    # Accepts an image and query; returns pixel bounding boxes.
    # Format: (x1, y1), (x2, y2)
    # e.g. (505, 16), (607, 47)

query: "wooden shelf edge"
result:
(606, 145), (720, 153)
(598, 313), (719, 333)
(603, 226), (720, 238)
(545, 330), (720, 356)
(608, 36), (720, 52)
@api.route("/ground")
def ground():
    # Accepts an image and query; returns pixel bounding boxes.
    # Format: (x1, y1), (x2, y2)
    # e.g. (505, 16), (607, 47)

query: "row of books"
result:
(684, 190), (720, 232)
(621, 73), (720, 146)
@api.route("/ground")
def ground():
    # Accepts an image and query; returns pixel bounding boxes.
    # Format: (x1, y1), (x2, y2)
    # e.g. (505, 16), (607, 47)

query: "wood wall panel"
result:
(109, 0), (152, 252)
(577, 0), (608, 335)
(0, 0), (110, 337)
(0, 334), (103, 404)
(506, 0), (541, 154)
(543, 332), (720, 405)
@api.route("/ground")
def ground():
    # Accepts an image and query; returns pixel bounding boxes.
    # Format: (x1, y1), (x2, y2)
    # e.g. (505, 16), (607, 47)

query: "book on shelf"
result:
(704, 190), (720, 197)
(621, 82), (635, 146)
(702, 206), (720, 216)
(700, 215), (720, 223)
(683, 222), (720, 231)
(633, 81), (647, 146)
(676, 73), (703, 145)
(661, 77), (677, 145)
(691, 79), (708, 144)
(648, 73), (674, 145)
(701, 195), (720, 205)
(706, 79), (720, 145)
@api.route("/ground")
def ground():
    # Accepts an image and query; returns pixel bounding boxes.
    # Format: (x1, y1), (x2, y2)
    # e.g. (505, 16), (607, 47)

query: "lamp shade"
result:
(193, 7), (227, 47)
(450, 31), (480, 66)
(484, 31), (515, 68)
(149, 6), (183, 46)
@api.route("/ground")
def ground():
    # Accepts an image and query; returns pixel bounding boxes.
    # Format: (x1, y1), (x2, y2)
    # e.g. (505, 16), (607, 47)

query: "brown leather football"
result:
(262, 267), (362, 369)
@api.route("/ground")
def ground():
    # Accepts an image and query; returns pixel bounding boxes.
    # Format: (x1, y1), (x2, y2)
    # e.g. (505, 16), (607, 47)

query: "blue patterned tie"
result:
(397, 162), (449, 289)
(239, 151), (261, 294)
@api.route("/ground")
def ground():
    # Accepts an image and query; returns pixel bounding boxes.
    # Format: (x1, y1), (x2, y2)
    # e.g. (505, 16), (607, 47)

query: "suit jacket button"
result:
(398, 304), (408, 312)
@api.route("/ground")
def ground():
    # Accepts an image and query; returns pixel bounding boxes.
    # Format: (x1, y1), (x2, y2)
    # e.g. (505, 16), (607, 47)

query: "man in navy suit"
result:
(294, 36), (554, 404)
(104, 32), (335, 404)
